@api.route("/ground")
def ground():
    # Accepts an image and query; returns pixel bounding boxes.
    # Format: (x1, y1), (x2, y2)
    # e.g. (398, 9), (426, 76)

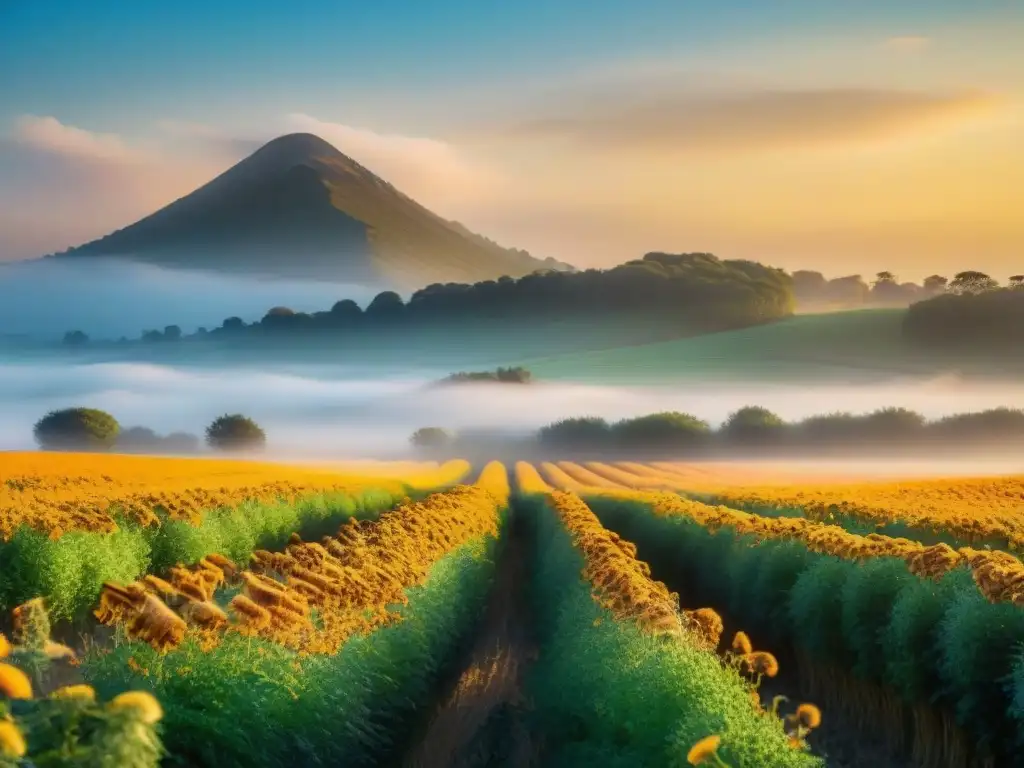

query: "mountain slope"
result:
(53, 133), (566, 287)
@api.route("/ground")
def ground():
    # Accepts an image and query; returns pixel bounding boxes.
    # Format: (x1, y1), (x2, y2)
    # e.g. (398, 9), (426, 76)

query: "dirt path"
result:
(402, 509), (537, 768)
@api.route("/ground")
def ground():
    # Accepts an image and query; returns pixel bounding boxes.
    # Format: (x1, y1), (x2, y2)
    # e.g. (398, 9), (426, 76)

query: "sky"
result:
(1, 0), (1023, 280)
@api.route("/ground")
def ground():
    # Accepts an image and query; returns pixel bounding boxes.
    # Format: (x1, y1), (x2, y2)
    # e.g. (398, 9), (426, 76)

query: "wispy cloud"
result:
(10, 115), (146, 163)
(884, 36), (932, 53)
(285, 113), (498, 210)
(498, 88), (1004, 153)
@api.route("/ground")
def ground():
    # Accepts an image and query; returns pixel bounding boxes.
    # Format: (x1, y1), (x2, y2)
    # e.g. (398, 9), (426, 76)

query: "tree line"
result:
(792, 269), (1024, 309)
(61, 252), (795, 345)
(32, 408), (267, 453)
(903, 281), (1024, 350)
(412, 405), (1024, 458)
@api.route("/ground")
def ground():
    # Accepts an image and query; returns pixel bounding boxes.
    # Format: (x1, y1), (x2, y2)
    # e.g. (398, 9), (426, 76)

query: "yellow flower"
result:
(0, 721), (27, 758)
(796, 703), (822, 730)
(0, 663), (32, 699)
(50, 684), (96, 701)
(0, 634), (10, 658)
(687, 734), (721, 765)
(109, 691), (163, 724)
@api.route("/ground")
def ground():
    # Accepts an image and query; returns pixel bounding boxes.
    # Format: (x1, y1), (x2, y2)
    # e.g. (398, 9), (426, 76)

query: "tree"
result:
(950, 271), (998, 294)
(721, 406), (788, 446)
(163, 325), (182, 341)
(221, 317), (245, 332)
(365, 291), (405, 319)
(538, 417), (612, 448)
(330, 299), (362, 320)
(62, 330), (89, 346)
(409, 427), (453, 450)
(872, 271), (897, 287)
(162, 432), (201, 454)
(205, 414), (266, 452)
(117, 426), (160, 451)
(612, 412), (711, 452)
(34, 408), (120, 451)
(923, 275), (949, 295)
(1010, 275), (1024, 289)
(825, 275), (870, 306)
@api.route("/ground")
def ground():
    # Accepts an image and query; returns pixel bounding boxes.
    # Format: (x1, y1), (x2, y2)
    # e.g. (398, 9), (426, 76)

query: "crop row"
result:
(622, 492), (1024, 607)
(96, 484), (503, 657)
(587, 493), (1024, 766)
(693, 475), (1024, 552)
(81, 480), (507, 767)
(0, 452), (468, 535)
(0, 457), (471, 621)
(521, 490), (820, 766)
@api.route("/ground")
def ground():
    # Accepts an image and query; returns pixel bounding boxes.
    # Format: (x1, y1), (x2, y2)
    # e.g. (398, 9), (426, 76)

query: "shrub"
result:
(409, 427), (453, 450)
(721, 406), (788, 446)
(205, 414), (266, 452)
(612, 411), (710, 452)
(538, 417), (612, 449)
(33, 408), (120, 451)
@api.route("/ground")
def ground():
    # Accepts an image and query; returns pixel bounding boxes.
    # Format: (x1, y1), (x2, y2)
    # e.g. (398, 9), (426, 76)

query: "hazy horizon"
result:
(0, 257), (382, 339)
(3, 360), (1023, 456)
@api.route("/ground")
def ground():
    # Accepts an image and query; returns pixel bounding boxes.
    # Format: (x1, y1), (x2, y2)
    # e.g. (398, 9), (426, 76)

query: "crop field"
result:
(3, 455), (1024, 766)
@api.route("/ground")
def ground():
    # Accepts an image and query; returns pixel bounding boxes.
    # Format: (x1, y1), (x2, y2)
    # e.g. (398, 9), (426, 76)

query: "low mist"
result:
(0, 258), (381, 339)
(3, 361), (1024, 469)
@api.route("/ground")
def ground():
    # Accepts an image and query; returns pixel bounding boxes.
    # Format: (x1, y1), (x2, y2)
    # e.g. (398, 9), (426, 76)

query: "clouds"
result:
(284, 113), (496, 209)
(499, 87), (1004, 154)
(10, 115), (146, 163)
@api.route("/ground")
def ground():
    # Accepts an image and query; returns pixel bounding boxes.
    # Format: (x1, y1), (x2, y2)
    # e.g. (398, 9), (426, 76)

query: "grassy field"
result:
(513, 309), (1024, 383)
(515, 310), (919, 383)
(4, 454), (1024, 766)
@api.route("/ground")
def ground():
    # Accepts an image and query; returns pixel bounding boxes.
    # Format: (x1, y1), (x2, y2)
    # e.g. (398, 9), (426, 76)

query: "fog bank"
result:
(2, 360), (1024, 458)
(0, 258), (381, 339)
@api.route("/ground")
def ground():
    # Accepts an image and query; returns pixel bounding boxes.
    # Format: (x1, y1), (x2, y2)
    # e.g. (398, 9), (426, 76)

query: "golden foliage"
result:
(705, 474), (1024, 549)
(731, 631), (753, 656)
(97, 485), (501, 655)
(584, 463), (678, 490)
(539, 463), (588, 492)
(555, 463), (629, 490)
(625, 491), (1024, 606)
(474, 461), (510, 504)
(0, 452), (432, 538)
(546, 491), (692, 641)
(514, 462), (553, 494)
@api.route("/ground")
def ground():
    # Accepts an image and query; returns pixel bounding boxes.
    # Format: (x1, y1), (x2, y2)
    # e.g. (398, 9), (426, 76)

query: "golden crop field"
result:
(473, 460), (511, 503)
(707, 475), (1024, 550)
(0, 452), (470, 538)
(514, 461), (552, 494)
(97, 484), (502, 655)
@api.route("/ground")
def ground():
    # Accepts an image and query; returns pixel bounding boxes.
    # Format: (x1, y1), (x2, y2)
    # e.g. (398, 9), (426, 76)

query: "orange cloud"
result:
(500, 88), (1005, 153)
(10, 115), (146, 163)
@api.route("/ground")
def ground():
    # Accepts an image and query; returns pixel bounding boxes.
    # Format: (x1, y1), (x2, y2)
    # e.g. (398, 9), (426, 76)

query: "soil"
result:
(402, 511), (538, 768)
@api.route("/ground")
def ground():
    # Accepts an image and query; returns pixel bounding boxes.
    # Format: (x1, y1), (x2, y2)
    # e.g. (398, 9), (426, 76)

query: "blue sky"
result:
(1, 1), (1023, 276)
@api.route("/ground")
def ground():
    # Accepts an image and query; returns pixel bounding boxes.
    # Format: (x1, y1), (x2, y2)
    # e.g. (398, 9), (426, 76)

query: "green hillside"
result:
(512, 309), (1010, 383)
